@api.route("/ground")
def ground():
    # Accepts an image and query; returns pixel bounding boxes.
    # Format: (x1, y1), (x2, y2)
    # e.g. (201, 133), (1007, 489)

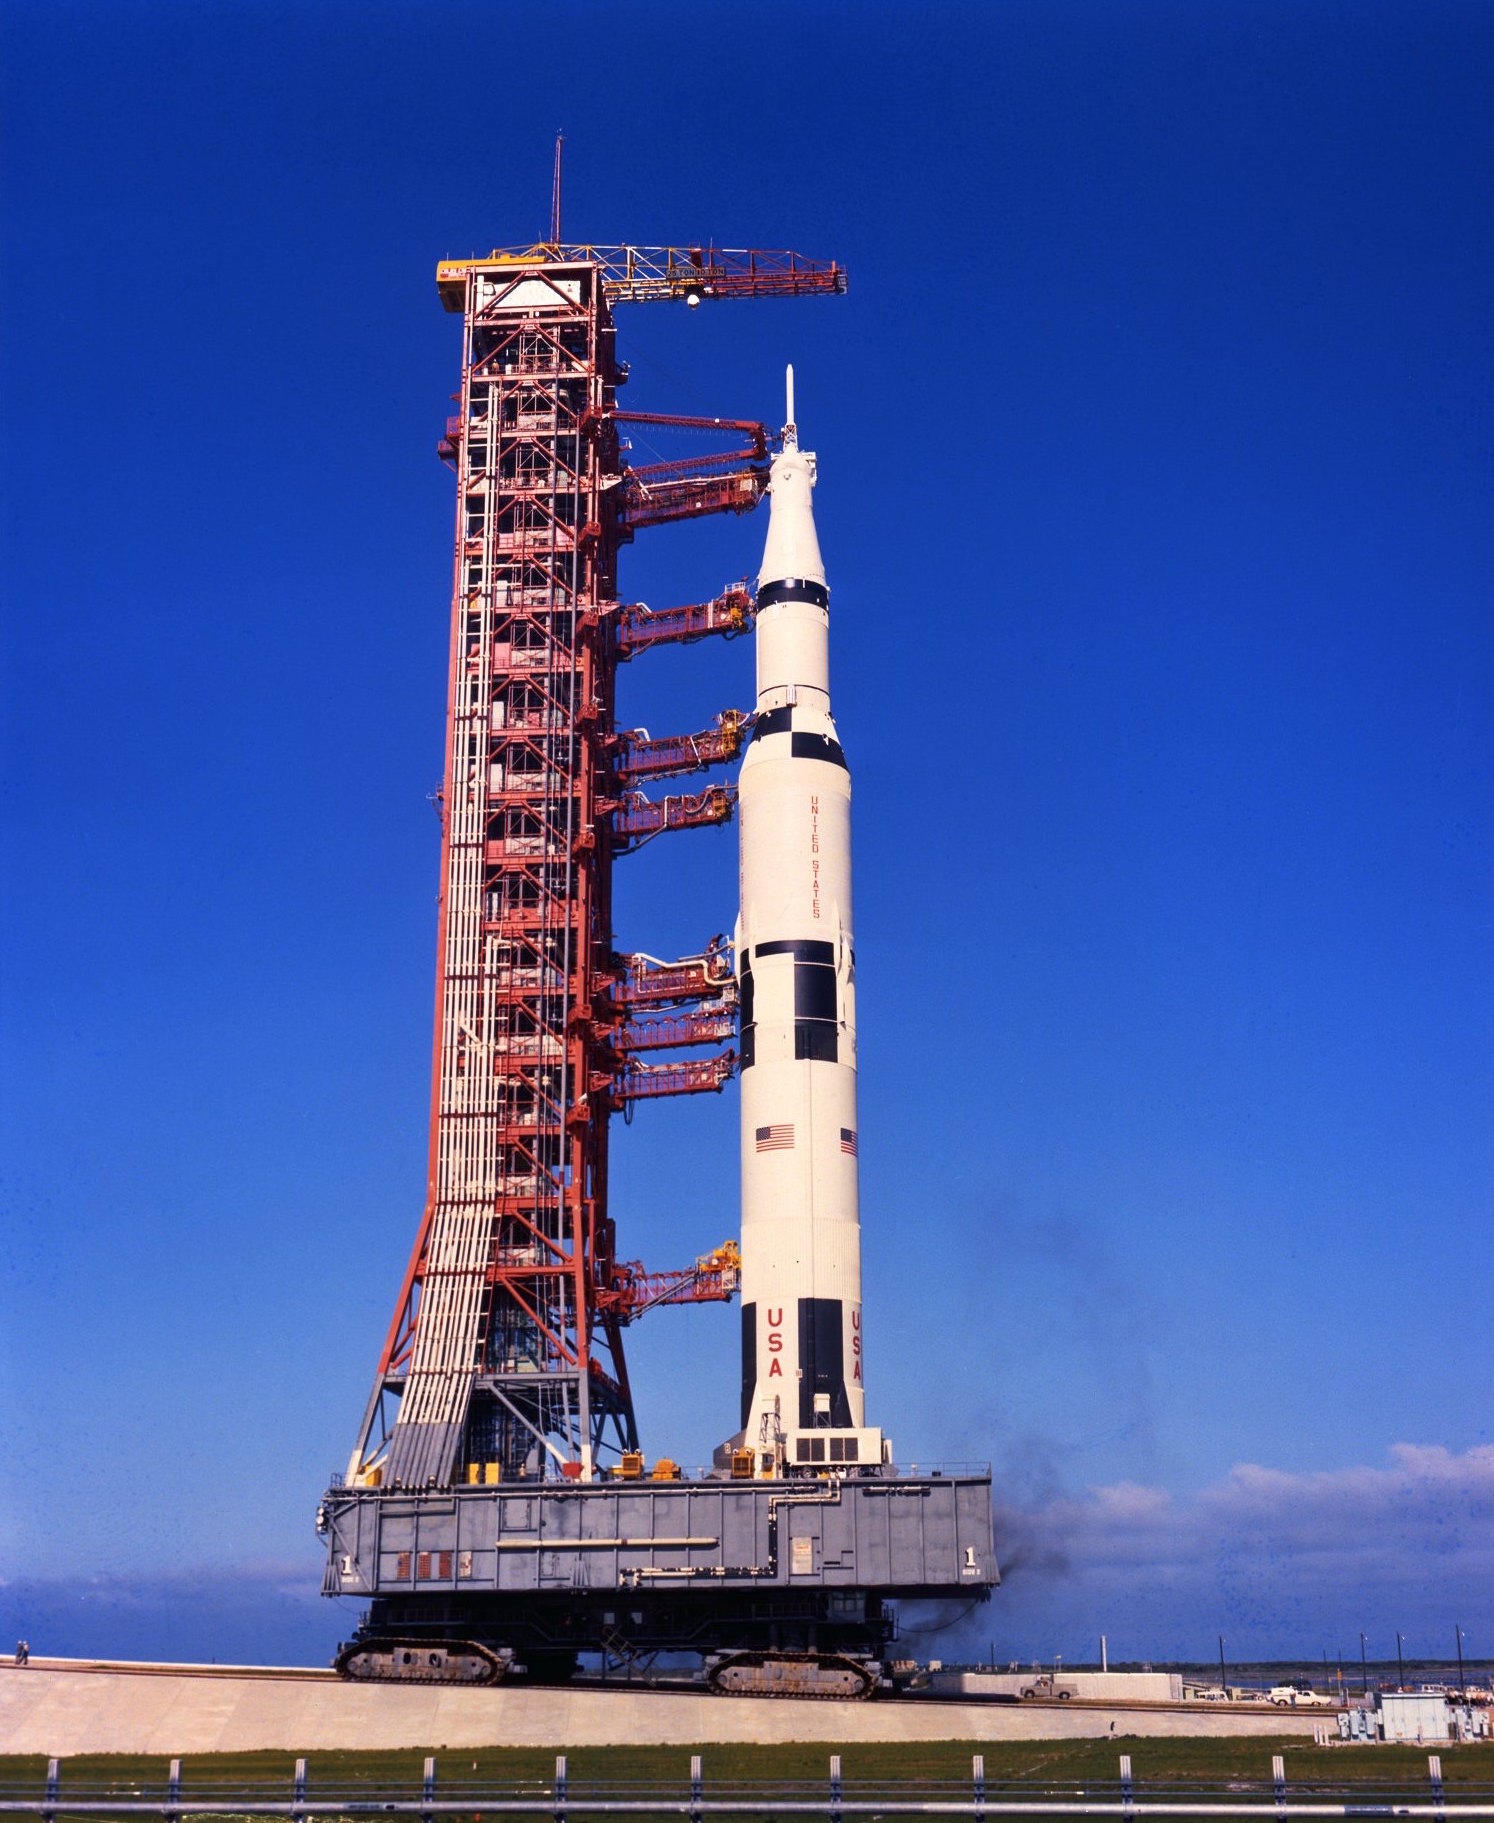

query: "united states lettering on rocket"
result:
(728, 370), (886, 1478)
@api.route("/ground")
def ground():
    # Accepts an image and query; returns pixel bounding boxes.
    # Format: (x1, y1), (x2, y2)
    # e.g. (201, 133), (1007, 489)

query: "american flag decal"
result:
(755, 1123), (794, 1152)
(840, 1127), (858, 1156)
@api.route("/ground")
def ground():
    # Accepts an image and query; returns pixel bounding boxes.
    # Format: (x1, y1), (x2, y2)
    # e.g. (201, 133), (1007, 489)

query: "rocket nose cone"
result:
(758, 446), (826, 591)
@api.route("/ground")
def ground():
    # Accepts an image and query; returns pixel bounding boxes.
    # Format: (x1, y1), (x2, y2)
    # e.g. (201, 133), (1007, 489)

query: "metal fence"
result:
(4, 1754), (1494, 1821)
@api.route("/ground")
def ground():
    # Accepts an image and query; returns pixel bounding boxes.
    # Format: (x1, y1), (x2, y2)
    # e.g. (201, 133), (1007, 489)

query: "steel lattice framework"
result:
(346, 249), (841, 1492)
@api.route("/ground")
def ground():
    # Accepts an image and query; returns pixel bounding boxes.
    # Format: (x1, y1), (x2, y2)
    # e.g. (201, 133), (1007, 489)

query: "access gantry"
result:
(346, 243), (848, 1494)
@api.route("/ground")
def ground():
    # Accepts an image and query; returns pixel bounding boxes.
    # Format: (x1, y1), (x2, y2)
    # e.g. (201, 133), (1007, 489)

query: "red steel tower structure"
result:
(345, 243), (846, 1492)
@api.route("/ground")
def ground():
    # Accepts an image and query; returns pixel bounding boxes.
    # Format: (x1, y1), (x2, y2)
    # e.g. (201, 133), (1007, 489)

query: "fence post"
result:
(972, 1753), (985, 1823)
(1120, 1754), (1133, 1823)
(555, 1754), (567, 1823)
(43, 1759), (59, 1823)
(690, 1754), (702, 1823)
(166, 1758), (181, 1823)
(1429, 1753), (1444, 1823)
(423, 1756), (436, 1823)
(829, 1753), (842, 1823)
(1272, 1753), (1286, 1820)
(293, 1757), (307, 1823)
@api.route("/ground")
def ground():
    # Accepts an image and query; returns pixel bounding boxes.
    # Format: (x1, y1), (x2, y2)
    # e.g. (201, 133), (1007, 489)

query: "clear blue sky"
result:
(2, 0), (1490, 1670)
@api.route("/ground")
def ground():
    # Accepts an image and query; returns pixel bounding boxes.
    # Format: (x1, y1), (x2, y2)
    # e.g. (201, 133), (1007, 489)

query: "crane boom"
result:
(438, 244), (846, 311)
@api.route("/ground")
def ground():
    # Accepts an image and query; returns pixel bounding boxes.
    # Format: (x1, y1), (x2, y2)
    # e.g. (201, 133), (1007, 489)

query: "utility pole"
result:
(1360, 1632), (1368, 1696)
(1456, 1626), (1465, 1696)
(1219, 1634), (1227, 1693)
(1396, 1631), (1405, 1691)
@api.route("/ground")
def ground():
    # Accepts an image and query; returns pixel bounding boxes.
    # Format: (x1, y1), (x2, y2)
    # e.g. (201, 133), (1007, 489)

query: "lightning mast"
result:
(344, 238), (848, 1493)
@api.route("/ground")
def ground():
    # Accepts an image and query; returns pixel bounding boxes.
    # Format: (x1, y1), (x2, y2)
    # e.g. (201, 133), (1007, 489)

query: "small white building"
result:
(1379, 1691), (1450, 1742)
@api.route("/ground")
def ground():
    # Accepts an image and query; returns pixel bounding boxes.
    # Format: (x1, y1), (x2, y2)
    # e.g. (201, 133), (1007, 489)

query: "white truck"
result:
(1020, 1674), (1078, 1700)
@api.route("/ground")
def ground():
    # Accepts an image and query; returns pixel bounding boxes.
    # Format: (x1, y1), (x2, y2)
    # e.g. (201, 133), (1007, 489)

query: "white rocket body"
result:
(733, 375), (885, 1475)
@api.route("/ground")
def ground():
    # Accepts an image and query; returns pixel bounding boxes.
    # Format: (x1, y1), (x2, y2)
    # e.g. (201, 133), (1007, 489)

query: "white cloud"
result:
(986, 1443), (1494, 1659)
(1002, 1441), (1493, 1565)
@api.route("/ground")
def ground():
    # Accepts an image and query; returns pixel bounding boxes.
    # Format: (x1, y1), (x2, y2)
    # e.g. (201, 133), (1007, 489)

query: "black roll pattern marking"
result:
(739, 952), (755, 1070)
(739, 1301), (758, 1431)
(790, 730), (848, 769)
(797, 1297), (852, 1428)
(756, 577), (830, 609)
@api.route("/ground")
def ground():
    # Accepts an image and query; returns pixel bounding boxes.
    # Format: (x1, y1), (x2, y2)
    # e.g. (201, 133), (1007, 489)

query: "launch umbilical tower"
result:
(347, 243), (845, 1495)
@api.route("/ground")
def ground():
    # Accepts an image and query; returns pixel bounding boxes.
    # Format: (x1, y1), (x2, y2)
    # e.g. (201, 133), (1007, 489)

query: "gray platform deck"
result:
(321, 1470), (995, 1600)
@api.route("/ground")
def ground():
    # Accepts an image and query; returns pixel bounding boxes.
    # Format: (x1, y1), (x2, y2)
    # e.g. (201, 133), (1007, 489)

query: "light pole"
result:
(1219, 1634), (1227, 1694)
(1396, 1631), (1405, 1691)
(1456, 1626), (1466, 1697)
(1360, 1632), (1368, 1697)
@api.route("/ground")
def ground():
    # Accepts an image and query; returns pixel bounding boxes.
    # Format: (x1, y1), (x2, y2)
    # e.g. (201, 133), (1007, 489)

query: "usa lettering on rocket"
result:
(728, 369), (886, 1476)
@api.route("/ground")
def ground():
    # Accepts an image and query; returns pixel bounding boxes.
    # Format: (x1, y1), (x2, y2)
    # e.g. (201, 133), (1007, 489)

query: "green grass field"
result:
(0, 1738), (1489, 1798)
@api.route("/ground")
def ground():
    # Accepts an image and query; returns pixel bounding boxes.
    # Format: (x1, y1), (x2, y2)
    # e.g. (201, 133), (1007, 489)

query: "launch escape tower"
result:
(320, 237), (996, 1695)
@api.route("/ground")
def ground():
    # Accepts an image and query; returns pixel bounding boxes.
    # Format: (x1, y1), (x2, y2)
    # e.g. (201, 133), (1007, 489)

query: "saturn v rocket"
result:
(731, 372), (886, 1477)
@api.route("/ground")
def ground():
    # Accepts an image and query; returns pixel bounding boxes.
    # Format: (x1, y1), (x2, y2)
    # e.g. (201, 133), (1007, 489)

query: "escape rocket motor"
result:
(730, 371), (887, 1477)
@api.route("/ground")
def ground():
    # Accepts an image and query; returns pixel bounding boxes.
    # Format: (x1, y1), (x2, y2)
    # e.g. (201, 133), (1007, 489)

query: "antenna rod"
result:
(550, 133), (564, 244)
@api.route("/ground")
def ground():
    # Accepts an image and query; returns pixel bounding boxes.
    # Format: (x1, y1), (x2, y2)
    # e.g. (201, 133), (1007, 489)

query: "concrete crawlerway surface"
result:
(1, 1662), (1329, 1754)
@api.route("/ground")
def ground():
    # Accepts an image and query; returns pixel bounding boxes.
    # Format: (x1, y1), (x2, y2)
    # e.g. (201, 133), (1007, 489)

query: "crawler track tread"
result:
(705, 1650), (878, 1700)
(334, 1637), (507, 1686)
